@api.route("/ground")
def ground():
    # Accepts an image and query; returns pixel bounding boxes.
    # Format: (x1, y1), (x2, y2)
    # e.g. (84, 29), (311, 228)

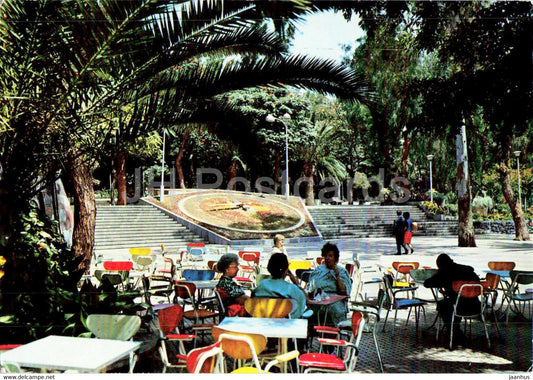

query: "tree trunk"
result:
(303, 162), (315, 206)
(229, 160), (238, 190)
(401, 130), (411, 178)
(68, 150), (96, 274)
(175, 127), (189, 189)
(499, 162), (530, 241)
(116, 150), (127, 205)
(456, 124), (476, 247)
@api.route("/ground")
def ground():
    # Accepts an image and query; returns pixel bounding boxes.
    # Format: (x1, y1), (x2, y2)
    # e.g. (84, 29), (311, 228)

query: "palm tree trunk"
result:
(68, 150), (96, 274)
(303, 162), (315, 206)
(498, 162), (530, 241)
(116, 150), (127, 205)
(175, 127), (189, 189)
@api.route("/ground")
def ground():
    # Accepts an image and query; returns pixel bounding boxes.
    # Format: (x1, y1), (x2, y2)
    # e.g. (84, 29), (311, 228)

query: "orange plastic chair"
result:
(298, 311), (365, 373)
(450, 281), (490, 349)
(487, 261), (516, 271)
(212, 326), (299, 373)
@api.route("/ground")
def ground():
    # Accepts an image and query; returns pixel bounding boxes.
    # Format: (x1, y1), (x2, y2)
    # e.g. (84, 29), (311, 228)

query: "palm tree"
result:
(298, 121), (347, 205)
(0, 0), (369, 339)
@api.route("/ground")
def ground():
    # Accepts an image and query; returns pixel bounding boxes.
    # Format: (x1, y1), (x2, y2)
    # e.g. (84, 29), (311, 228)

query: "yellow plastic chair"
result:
(130, 248), (154, 272)
(244, 298), (294, 318)
(289, 260), (312, 272)
(212, 326), (299, 373)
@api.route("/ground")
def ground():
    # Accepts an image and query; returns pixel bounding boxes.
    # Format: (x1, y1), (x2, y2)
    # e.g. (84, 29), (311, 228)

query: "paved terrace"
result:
(102, 235), (532, 374)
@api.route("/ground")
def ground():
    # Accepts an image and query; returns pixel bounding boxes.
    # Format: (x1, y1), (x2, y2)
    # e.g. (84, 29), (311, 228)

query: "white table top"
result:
(217, 317), (308, 339)
(188, 280), (218, 289)
(1, 335), (141, 373)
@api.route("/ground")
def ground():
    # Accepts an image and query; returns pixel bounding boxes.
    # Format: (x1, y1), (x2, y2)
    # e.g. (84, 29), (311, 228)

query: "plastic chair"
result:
(157, 304), (196, 372)
(391, 262), (419, 285)
(409, 268), (439, 302)
(182, 269), (216, 281)
(0, 345), (23, 373)
(298, 311), (365, 373)
(481, 272), (501, 336)
(450, 281), (491, 349)
(487, 261), (516, 271)
(186, 341), (223, 373)
(505, 270), (533, 322)
(129, 247), (154, 272)
(212, 326), (299, 373)
(288, 260), (312, 272)
(235, 251), (260, 288)
(96, 261), (134, 292)
(381, 274), (426, 334)
(86, 314), (141, 341)
(244, 298), (294, 319)
(187, 243), (206, 262)
(173, 281), (219, 341)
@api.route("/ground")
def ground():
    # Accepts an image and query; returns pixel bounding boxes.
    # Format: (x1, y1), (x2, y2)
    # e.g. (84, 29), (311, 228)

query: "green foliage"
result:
(0, 205), (85, 343)
(426, 190), (446, 207)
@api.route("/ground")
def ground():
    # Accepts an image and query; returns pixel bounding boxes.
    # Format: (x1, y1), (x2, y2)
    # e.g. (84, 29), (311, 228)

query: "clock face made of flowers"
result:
(178, 192), (305, 233)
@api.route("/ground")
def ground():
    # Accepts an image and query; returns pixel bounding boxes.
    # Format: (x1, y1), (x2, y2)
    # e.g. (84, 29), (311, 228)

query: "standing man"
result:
(392, 210), (407, 255)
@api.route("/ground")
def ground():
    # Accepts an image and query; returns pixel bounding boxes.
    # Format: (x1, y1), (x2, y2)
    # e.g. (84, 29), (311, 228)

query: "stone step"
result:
(94, 204), (207, 251)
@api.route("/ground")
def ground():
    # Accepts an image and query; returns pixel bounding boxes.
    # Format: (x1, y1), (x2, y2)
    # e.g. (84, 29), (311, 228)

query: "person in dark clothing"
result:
(392, 210), (407, 255)
(424, 254), (481, 342)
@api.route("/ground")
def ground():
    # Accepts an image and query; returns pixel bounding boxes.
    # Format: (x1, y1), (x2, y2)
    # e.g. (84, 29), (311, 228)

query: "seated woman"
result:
(216, 253), (249, 315)
(305, 242), (351, 326)
(252, 252), (308, 318)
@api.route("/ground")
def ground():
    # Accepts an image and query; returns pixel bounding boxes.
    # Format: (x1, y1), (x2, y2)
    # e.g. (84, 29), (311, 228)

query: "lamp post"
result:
(427, 154), (434, 203)
(266, 113), (291, 201)
(514, 150), (522, 209)
(160, 130), (166, 202)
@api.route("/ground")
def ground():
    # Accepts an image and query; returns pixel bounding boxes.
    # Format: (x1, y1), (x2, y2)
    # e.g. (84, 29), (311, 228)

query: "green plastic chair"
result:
(86, 314), (141, 341)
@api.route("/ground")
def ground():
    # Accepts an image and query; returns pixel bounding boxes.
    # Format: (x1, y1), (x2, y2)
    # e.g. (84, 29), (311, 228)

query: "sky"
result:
(289, 11), (364, 62)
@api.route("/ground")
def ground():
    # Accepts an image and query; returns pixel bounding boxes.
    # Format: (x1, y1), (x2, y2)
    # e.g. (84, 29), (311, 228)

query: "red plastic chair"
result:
(299, 311), (365, 373)
(186, 341), (223, 373)
(157, 304), (196, 373)
(174, 281), (219, 342)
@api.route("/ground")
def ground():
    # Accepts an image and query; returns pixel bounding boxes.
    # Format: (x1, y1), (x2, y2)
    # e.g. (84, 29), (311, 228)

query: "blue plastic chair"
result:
(183, 269), (216, 281)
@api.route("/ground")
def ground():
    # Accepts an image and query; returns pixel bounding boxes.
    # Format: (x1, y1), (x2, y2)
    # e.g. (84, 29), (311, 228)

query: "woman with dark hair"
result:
(252, 253), (308, 318)
(305, 242), (351, 325)
(216, 253), (249, 308)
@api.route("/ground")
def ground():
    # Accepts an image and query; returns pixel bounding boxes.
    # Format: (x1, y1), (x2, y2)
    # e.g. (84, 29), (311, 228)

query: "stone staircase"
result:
(308, 204), (457, 239)
(94, 203), (207, 251)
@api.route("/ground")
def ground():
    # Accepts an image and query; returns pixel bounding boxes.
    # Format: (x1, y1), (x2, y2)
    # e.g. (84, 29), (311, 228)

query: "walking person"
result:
(392, 210), (407, 255)
(403, 211), (414, 254)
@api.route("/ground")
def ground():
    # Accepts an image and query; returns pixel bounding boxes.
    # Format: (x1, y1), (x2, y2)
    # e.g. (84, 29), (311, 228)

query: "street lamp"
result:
(427, 154), (434, 203)
(266, 113), (291, 201)
(160, 130), (166, 202)
(514, 150), (522, 209)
